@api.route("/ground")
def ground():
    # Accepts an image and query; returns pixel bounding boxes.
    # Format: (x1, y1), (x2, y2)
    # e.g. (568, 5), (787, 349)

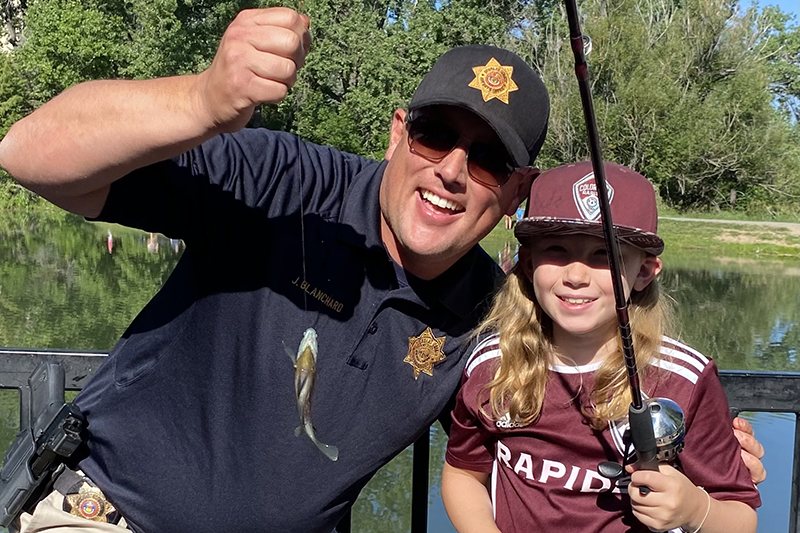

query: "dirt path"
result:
(659, 216), (800, 237)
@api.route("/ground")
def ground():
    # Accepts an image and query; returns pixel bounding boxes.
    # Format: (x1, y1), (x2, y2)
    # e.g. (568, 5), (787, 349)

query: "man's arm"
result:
(0, 7), (310, 218)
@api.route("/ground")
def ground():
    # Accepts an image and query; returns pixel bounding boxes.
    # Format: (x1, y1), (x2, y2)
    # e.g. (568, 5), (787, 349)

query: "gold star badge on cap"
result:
(404, 327), (446, 379)
(468, 58), (518, 104)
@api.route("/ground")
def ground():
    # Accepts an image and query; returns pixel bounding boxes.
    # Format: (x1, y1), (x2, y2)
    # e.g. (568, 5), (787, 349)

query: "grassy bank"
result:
(3, 182), (799, 259)
(483, 217), (800, 260)
(657, 204), (800, 224)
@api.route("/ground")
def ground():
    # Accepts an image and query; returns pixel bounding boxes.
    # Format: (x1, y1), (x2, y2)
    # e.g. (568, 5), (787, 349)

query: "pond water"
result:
(0, 211), (797, 532)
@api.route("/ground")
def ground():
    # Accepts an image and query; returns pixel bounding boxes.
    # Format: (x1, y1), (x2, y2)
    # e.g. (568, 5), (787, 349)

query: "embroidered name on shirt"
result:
(291, 277), (344, 313)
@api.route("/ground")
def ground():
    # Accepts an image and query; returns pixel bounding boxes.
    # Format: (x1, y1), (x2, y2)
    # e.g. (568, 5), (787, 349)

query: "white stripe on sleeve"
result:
(662, 336), (710, 364)
(654, 359), (699, 384)
(466, 349), (501, 377)
(660, 347), (707, 373)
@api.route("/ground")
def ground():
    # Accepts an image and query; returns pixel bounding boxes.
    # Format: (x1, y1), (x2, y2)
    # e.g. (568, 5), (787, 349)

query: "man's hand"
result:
(733, 417), (766, 484)
(193, 7), (311, 133)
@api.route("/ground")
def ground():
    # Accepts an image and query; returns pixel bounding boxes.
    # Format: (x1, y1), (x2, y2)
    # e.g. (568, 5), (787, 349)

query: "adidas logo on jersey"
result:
(496, 413), (525, 429)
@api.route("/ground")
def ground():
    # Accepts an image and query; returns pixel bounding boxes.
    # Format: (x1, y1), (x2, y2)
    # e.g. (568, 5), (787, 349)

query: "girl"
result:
(442, 161), (760, 533)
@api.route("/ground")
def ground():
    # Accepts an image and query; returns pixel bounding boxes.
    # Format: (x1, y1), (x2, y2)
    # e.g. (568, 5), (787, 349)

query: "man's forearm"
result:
(0, 8), (311, 218)
(0, 75), (216, 211)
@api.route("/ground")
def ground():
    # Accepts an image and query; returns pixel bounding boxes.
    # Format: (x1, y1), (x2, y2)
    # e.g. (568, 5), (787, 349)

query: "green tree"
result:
(757, 6), (799, 121)
(13, 0), (129, 106)
(510, 0), (799, 215)
(1, 0), (798, 215)
(257, 0), (514, 159)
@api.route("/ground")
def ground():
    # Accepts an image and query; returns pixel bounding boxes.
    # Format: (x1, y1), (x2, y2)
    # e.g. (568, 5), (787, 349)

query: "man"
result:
(0, 7), (763, 532)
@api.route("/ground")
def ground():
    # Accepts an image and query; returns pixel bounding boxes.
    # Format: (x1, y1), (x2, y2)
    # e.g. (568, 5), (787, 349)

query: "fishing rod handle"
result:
(630, 402), (660, 495)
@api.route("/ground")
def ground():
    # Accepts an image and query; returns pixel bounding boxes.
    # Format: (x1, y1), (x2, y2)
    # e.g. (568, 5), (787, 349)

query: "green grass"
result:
(483, 217), (800, 260)
(4, 182), (798, 259)
(657, 203), (800, 224)
(658, 219), (798, 258)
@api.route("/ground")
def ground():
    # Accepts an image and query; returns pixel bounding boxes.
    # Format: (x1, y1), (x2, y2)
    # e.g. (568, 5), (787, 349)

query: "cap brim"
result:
(514, 217), (665, 256)
(409, 98), (530, 167)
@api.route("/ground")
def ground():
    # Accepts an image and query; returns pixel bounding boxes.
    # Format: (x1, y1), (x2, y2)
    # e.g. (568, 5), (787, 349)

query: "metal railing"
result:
(1, 348), (798, 533)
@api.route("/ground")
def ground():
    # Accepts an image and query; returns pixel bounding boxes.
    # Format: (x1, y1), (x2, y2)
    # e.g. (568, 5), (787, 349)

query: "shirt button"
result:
(367, 322), (378, 335)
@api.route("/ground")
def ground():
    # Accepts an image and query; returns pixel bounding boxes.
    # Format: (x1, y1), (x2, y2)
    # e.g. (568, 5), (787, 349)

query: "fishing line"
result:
(299, 170), (308, 312)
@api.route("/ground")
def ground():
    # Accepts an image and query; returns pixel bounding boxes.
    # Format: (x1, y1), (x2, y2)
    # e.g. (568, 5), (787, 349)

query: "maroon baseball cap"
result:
(514, 161), (664, 255)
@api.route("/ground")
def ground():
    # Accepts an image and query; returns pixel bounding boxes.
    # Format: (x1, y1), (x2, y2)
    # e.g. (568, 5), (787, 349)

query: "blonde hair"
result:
(476, 250), (673, 430)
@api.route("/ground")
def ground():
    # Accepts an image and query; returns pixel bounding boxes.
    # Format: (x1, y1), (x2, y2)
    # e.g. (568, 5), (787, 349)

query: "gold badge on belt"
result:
(63, 480), (119, 523)
(468, 58), (518, 104)
(404, 327), (446, 379)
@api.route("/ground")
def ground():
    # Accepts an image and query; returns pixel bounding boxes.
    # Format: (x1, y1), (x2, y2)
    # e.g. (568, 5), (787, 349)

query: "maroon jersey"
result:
(446, 334), (761, 533)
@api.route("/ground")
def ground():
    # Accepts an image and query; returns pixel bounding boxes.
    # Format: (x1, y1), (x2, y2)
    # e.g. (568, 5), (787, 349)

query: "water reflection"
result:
(0, 213), (798, 533)
(0, 212), (182, 351)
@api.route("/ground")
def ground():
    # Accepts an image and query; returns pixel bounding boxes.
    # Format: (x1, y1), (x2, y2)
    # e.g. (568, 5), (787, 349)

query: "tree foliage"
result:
(0, 0), (797, 216)
(510, 0), (799, 214)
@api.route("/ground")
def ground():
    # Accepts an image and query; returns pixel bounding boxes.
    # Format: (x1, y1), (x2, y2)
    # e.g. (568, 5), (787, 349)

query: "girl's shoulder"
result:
(648, 336), (723, 410)
(463, 332), (502, 381)
(654, 336), (716, 386)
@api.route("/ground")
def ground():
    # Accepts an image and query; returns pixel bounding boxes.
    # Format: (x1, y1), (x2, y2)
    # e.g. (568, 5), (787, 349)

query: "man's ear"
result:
(633, 256), (663, 291)
(384, 109), (407, 161)
(505, 167), (539, 216)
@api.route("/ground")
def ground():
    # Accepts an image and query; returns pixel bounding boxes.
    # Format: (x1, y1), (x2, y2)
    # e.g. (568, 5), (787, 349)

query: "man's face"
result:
(379, 105), (533, 279)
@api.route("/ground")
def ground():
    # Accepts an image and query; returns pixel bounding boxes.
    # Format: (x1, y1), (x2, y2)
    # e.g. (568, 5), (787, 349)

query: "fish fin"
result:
(316, 442), (339, 462)
(283, 341), (296, 365)
(294, 425), (303, 437)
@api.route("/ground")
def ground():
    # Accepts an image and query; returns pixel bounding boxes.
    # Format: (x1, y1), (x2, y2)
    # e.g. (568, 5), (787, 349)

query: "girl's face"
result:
(520, 234), (662, 349)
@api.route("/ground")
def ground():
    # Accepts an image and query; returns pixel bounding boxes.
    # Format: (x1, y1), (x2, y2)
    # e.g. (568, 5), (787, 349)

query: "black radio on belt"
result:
(0, 362), (87, 529)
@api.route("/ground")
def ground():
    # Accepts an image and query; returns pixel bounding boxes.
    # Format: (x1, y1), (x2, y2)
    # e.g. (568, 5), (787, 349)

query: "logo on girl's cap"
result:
(572, 173), (614, 221)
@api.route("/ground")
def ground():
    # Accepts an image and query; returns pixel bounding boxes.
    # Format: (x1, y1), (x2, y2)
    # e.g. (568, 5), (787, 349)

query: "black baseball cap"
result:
(409, 45), (550, 168)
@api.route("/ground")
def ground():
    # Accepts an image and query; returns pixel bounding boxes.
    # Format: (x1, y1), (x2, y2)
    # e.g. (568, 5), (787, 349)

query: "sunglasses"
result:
(405, 114), (517, 188)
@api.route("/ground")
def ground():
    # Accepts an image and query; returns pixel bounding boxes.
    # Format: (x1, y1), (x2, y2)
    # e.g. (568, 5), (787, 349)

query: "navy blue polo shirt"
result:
(75, 129), (502, 533)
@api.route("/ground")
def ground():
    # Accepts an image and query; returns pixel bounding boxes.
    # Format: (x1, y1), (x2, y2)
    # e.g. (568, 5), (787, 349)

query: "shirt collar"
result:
(337, 160), (388, 252)
(420, 246), (503, 319)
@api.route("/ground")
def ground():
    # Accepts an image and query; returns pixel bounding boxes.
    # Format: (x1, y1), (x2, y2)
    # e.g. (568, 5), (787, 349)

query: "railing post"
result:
(335, 508), (351, 533)
(3, 353), (800, 533)
(411, 428), (430, 533)
(792, 413), (799, 533)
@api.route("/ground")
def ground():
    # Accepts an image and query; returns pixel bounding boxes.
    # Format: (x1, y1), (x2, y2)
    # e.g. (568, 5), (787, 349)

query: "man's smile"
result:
(419, 188), (465, 213)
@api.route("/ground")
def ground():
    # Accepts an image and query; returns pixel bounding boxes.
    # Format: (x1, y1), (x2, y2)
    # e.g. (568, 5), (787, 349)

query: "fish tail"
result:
(300, 423), (339, 461)
(314, 440), (339, 462)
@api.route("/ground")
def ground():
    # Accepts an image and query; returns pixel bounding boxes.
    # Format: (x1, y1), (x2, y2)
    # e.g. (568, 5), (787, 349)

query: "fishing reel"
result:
(598, 397), (686, 483)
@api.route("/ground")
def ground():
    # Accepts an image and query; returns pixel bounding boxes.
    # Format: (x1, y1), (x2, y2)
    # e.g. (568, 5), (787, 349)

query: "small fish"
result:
(286, 328), (339, 461)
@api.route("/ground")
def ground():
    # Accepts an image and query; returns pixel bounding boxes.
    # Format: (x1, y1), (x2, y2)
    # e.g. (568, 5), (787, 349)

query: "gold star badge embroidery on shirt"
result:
(404, 327), (446, 379)
(468, 58), (518, 104)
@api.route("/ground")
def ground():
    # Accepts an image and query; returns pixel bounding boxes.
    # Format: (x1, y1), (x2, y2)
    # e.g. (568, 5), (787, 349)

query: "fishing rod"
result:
(561, 0), (661, 487)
